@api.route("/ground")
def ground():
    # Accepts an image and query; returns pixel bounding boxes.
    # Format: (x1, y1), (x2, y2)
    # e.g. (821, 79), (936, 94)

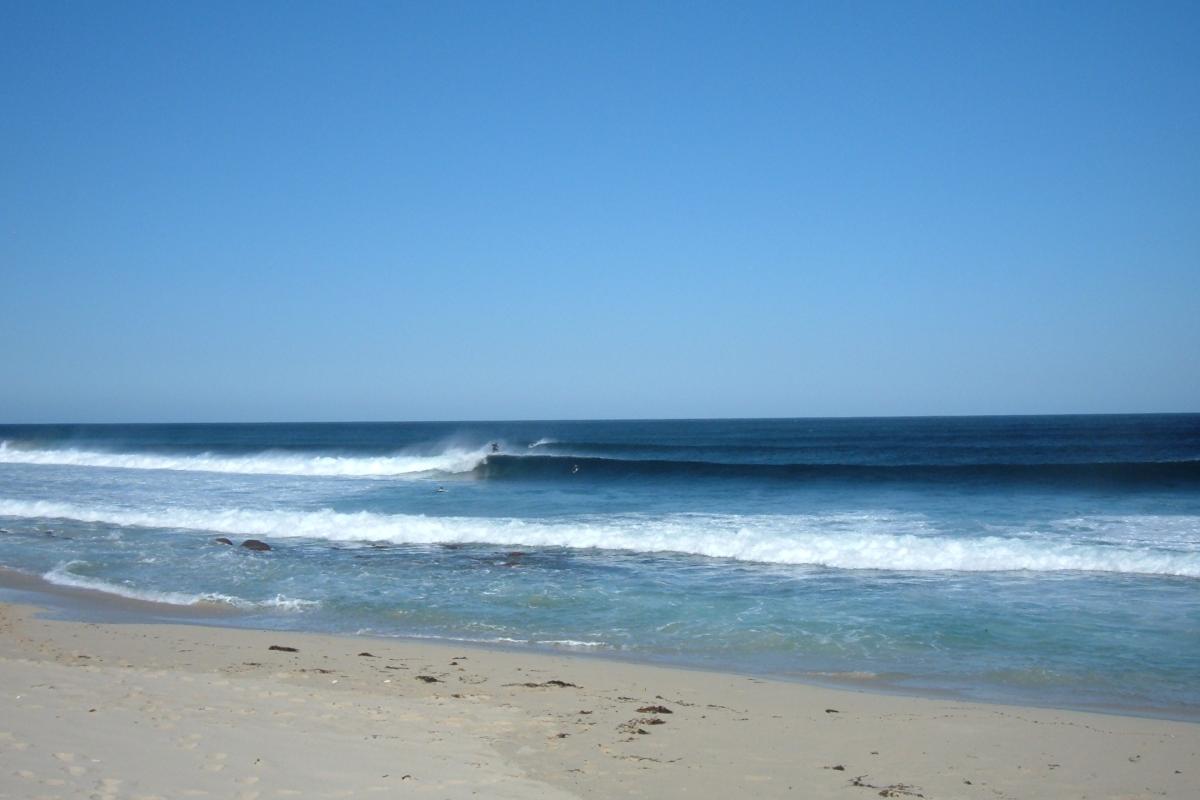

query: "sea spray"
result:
(2, 416), (1198, 715)
(0, 440), (488, 477)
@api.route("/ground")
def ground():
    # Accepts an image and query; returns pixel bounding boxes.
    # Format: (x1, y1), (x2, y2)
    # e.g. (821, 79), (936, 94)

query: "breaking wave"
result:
(40, 561), (318, 610)
(42, 561), (249, 607)
(6, 438), (1197, 489)
(0, 441), (487, 478)
(4, 499), (1197, 577)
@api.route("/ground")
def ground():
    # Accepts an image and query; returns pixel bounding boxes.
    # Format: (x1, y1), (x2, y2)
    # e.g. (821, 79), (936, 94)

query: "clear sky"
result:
(2, 1), (1197, 422)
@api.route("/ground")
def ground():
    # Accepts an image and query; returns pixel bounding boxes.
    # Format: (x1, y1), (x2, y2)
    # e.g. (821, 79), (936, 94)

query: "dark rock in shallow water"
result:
(214, 537), (234, 546)
(241, 539), (271, 551)
(499, 550), (526, 567)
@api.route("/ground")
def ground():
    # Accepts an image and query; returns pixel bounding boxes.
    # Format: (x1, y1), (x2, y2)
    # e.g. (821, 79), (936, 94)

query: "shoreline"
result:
(2, 563), (1195, 725)
(2, 591), (1198, 797)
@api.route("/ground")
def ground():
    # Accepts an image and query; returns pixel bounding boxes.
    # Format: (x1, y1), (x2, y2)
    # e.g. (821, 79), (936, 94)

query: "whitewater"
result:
(2, 499), (1197, 577)
(0, 440), (488, 477)
(2, 416), (1199, 716)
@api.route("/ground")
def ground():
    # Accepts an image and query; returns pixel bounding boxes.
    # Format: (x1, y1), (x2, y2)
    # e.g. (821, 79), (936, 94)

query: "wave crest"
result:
(42, 562), (249, 607)
(0, 441), (486, 478)
(40, 561), (319, 610)
(477, 454), (1200, 486)
(4, 499), (1197, 577)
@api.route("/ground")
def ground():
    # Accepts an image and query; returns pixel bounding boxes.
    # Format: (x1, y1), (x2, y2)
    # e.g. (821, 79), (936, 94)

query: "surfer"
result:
(435, 486), (447, 493)
(491, 442), (500, 453)
(572, 464), (579, 474)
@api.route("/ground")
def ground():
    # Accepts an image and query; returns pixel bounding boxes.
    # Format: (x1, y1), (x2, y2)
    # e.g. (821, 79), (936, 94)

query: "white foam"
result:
(261, 594), (321, 612)
(0, 441), (487, 478)
(42, 562), (250, 607)
(39, 562), (321, 610)
(1049, 515), (1200, 548)
(5, 499), (1198, 577)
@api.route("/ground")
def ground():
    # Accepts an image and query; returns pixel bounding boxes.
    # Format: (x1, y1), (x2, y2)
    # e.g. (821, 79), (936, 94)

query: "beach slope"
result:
(1, 601), (1196, 799)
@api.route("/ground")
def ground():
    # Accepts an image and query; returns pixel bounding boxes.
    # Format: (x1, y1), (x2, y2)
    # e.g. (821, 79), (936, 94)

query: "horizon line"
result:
(2, 410), (1198, 426)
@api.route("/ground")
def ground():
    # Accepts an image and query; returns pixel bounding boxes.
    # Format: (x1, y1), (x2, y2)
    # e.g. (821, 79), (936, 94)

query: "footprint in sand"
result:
(0, 732), (30, 751)
(203, 752), (229, 772)
(89, 775), (122, 800)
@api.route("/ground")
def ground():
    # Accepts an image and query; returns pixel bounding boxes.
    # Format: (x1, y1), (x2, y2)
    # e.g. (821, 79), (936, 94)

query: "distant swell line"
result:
(3, 499), (1197, 577)
(0, 441), (487, 477)
(5, 440), (1197, 487)
(476, 454), (1200, 486)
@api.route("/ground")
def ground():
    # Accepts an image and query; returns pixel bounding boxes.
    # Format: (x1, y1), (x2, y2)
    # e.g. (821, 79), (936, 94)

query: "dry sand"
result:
(1, 595), (1196, 799)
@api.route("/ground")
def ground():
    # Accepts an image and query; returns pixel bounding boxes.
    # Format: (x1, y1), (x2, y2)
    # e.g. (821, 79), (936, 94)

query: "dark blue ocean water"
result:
(1, 415), (1198, 716)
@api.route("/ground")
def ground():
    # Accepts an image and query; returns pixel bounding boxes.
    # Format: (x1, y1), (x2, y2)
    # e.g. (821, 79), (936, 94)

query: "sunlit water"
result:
(1, 416), (1198, 716)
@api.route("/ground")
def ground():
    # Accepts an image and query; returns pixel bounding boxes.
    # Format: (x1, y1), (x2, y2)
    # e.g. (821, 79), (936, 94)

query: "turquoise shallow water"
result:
(1, 416), (1198, 716)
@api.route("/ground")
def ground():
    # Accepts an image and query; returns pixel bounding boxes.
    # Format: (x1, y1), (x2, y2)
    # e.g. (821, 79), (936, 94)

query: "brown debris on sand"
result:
(268, 645), (298, 653)
(849, 775), (925, 798)
(617, 719), (652, 735)
(506, 679), (580, 689)
(637, 704), (673, 714)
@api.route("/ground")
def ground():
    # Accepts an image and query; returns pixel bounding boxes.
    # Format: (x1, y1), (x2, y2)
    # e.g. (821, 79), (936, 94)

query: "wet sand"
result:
(0, 590), (1197, 799)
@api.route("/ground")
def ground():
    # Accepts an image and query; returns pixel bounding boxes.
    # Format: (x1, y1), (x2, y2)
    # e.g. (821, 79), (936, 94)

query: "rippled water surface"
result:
(1, 416), (1198, 716)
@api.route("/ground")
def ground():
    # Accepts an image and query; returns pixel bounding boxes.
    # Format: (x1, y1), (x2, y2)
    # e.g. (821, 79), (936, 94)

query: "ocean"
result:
(1, 415), (1197, 717)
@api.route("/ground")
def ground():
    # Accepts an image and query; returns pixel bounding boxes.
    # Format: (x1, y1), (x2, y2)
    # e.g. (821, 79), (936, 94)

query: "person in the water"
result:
(491, 442), (500, 453)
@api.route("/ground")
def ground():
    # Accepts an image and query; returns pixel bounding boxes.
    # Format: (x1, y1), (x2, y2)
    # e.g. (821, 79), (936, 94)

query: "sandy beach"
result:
(5, 0), (1199, 795)
(1, 586), (1196, 800)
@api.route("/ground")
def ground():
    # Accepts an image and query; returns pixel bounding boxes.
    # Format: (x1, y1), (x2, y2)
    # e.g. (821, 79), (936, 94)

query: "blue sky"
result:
(2, 1), (1197, 422)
